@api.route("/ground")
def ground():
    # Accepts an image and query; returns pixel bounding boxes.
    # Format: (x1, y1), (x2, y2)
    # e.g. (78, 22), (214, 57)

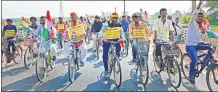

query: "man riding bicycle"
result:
(63, 12), (87, 67)
(185, 1), (212, 84)
(120, 15), (130, 54)
(55, 17), (66, 49)
(91, 15), (103, 53)
(152, 8), (175, 72)
(129, 12), (150, 63)
(98, 12), (125, 78)
(2, 19), (18, 59)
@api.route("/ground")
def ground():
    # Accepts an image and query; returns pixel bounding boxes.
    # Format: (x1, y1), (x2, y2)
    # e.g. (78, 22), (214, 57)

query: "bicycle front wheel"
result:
(24, 48), (34, 69)
(175, 47), (182, 64)
(139, 56), (149, 85)
(113, 57), (122, 88)
(68, 55), (76, 83)
(1, 51), (8, 71)
(206, 63), (218, 91)
(13, 45), (23, 64)
(181, 54), (191, 79)
(167, 58), (182, 88)
(36, 56), (47, 82)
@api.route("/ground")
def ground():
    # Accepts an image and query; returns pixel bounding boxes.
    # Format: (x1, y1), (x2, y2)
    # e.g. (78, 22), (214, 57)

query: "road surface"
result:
(1, 41), (217, 91)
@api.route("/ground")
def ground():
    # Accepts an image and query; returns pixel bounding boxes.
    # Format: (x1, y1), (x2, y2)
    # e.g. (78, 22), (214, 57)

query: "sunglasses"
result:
(112, 17), (118, 19)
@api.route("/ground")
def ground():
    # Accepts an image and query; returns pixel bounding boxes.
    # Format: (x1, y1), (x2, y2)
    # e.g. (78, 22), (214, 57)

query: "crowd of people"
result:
(2, 0), (217, 85)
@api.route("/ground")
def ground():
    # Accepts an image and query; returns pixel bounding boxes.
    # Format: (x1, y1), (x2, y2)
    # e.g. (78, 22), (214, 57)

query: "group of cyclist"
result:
(2, 0), (217, 86)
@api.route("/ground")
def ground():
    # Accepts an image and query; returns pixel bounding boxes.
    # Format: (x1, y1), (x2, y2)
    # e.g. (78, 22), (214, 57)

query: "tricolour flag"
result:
(207, 30), (218, 39)
(22, 17), (30, 32)
(44, 10), (57, 43)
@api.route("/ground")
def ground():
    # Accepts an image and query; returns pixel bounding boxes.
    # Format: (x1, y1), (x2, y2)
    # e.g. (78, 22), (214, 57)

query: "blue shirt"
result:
(34, 24), (50, 41)
(120, 20), (129, 32)
(3, 25), (18, 40)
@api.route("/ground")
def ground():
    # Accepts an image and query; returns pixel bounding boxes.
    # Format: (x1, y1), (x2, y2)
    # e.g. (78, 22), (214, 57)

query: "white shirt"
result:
(152, 18), (174, 42)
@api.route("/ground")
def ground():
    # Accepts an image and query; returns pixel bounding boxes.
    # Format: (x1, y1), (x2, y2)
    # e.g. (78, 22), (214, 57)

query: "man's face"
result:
(127, 17), (130, 20)
(40, 18), (45, 24)
(122, 16), (126, 21)
(59, 18), (63, 22)
(132, 16), (139, 23)
(31, 19), (36, 24)
(71, 15), (77, 22)
(95, 18), (100, 22)
(196, 14), (203, 23)
(175, 18), (179, 23)
(6, 21), (12, 25)
(112, 17), (118, 23)
(160, 10), (167, 20)
(101, 18), (104, 22)
(80, 18), (83, 22)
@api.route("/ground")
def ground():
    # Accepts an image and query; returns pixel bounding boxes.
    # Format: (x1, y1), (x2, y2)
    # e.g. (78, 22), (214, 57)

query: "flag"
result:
(22, 17), (30, 32)
(207, 30), (218, 39)
(44, 10), (57, 43)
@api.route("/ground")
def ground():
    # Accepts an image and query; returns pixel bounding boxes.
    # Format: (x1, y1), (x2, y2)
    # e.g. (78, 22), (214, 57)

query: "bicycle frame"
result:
(195, 46), (217, 77)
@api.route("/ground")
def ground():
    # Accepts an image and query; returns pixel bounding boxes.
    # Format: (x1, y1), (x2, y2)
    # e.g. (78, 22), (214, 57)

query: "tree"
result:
(204, 1), (218, 12)
(173, 10), (183, 18)
(150, 11), (160, 22)
(207, 11), (218, 25)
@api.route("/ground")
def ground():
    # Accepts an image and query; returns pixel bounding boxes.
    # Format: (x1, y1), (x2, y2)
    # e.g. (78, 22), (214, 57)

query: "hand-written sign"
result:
(5, 30), (16, 37)
(58, 24), (65, 29)
(74, 24), (85, 36)
(132, 29), (146, 39)
(104, 27), (120, 39)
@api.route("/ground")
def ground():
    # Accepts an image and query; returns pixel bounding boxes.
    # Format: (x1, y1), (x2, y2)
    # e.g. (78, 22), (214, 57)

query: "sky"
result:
(2, 1), (199, 18)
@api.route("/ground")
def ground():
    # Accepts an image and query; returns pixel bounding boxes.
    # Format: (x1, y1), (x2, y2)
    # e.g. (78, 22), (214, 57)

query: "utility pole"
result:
(192, 0), (196, 13)
(124, 0), (126, 15)
(59, 0), (63, 17)
(115, 7), (116, 13)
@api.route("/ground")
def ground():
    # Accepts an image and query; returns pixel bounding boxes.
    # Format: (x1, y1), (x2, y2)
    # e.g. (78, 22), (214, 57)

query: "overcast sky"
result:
(2, 1), (200, 18)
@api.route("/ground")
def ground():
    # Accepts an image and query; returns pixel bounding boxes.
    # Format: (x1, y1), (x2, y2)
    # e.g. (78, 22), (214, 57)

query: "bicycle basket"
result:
(2, 41), (9, 51)
(138, 41), (149, 55)
(24, 37), (34, 46)
(162, 44), (176, 56)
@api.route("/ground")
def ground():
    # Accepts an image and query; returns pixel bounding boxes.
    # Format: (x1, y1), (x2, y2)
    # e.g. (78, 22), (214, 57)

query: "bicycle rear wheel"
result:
(206, 63), (218, 91)
(14, 45), (23, 64)
(167, 58), (182, 88)
(139, 56), (149, 85)
(1, 51), (8, 71)
(36, 55), (47, 82)
(24, 48), (34, 69)
(181, 54), (191, 79)
(68, 55), (76, 83)
(113, 57), (122, 88)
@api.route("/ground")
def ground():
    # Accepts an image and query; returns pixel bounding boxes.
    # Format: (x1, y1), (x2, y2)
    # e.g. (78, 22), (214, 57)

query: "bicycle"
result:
(153, 41), (182, 88)
(92, 32), (101, 60)
(131, 39), (150, 85)
(123, 32), (129, 58)
(1, 39), (23, 71)
(68, 40), (82, 83)
(181, 43), (217, 86)
(107, 40), (122, 88)
(206, 62), (218, 91)
(35, 39), (56, 82)
(23, 36), (38, 69)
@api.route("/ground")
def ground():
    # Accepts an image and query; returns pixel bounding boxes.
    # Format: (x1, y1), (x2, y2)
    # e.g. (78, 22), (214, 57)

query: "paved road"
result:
(1, 41), (217, 91)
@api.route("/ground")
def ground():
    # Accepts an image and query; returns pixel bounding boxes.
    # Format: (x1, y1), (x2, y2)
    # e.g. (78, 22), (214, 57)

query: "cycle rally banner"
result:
(103, 27), (120, 39)
(132, 29), (146, 39)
